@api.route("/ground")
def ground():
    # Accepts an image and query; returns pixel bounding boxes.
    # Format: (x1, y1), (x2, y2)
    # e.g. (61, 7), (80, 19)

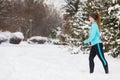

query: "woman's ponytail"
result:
(94, 12), (101, 30)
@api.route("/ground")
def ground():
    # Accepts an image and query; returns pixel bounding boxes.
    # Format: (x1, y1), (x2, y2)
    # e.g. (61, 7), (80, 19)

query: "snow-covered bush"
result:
(0, 31), (11, 44)
(27, 36), (48, 44)
(9, 32), (24, 44)
(49, 39), (68, 45)
(0, 31), (24, 44)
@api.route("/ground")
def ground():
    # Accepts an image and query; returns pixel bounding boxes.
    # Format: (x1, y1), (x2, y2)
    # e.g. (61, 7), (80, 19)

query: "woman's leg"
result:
(89, 46), (97, 73)
(96, 43), (109, 73)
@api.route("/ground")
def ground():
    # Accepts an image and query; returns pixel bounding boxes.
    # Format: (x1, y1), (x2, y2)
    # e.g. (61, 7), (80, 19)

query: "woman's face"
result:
(89, 16), (95, 22)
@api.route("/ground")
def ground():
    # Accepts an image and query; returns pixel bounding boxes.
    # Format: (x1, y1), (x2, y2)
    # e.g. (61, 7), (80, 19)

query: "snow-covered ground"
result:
(0, 42), (120, 80)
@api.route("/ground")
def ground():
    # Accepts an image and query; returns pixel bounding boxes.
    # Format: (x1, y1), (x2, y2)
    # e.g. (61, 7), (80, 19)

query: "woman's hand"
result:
(82, 42), (84, 46)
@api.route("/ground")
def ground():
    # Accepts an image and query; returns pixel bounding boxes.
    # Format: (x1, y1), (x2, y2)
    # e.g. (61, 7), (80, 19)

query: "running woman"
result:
(83, 12), (109, 74)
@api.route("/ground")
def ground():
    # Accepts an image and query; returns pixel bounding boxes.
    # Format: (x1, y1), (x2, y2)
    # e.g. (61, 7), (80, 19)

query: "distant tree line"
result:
(0, 0), (62, 40)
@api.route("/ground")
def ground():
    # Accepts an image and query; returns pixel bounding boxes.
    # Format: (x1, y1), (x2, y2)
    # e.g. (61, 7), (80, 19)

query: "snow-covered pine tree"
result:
(61, 0), (85, 46)
(54, 0), (90, 54)
(107, 4), (120, 57)
(57, 0), (81, 46)
(60, 0), (120, 56)
(79, 0), (120, 57)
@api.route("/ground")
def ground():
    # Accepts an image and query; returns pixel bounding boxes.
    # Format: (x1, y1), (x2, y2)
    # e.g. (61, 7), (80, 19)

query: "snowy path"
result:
(0, 43), (120, 80)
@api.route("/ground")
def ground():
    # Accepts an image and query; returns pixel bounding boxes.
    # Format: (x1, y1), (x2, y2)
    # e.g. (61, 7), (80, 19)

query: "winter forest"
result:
(0, 0), (120, 80)
(0, 0), (119, 57)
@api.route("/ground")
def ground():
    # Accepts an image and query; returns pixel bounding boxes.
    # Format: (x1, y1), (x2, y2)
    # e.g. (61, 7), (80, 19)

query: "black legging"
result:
(89, 43), (109, 73)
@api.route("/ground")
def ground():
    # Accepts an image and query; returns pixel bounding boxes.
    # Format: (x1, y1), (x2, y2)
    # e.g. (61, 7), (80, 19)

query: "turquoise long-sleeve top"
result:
(83, 22), (102, 46)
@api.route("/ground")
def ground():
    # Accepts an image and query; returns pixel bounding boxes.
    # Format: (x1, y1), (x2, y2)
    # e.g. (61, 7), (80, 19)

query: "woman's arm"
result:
(83, 23), (97, 44)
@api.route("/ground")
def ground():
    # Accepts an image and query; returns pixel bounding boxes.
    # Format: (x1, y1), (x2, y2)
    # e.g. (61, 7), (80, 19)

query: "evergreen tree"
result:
(60, 0), (120, 56)
(107, 4), (120, 57)
(54, 0), (90, 54)
(81, 0), (120, 57)
(60, 0), (85, 46)
(64, 0), (79, 16)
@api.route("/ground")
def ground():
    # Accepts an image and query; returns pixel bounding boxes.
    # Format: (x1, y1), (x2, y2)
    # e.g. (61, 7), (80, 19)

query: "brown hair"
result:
(89, 12), (101, 30)
(94, 12), (101, 30)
